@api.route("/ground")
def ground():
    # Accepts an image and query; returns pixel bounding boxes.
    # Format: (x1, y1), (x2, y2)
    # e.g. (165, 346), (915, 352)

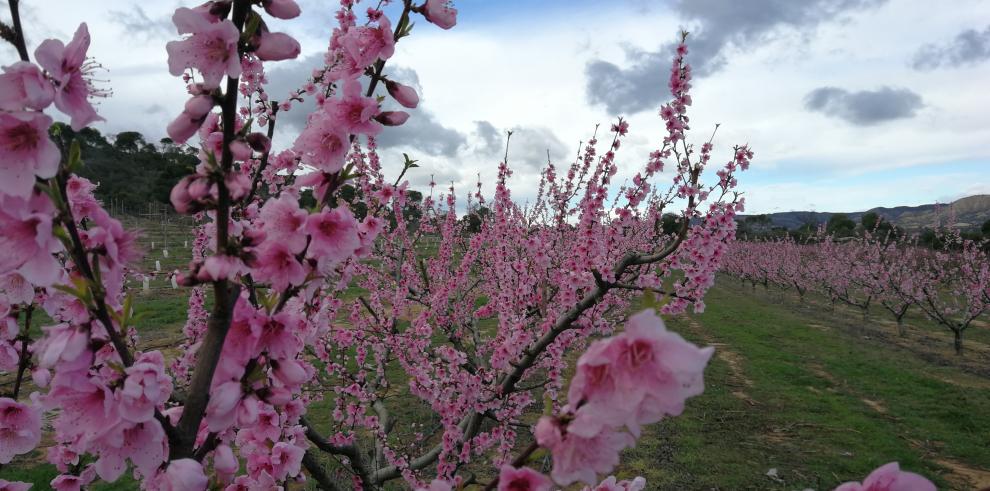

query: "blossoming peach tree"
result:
(0, 0), (936, 489)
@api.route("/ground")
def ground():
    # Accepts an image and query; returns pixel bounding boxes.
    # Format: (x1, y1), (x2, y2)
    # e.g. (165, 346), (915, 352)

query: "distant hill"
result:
(740, 195), (990, 231)
(50, 123), (198, 215)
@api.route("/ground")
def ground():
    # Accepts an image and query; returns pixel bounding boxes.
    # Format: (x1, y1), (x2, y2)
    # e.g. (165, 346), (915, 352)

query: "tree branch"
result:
(172, 0), (251, 460)
(6, 0), (30, 61)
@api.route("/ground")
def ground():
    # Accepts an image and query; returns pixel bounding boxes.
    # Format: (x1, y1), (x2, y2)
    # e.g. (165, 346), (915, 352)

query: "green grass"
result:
(617, 281), (990, 490)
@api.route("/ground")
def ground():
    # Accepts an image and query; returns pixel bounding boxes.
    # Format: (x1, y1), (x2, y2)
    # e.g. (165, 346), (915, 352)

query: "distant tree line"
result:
(738, 211), (990, 250)
(49, 123), (198, 213)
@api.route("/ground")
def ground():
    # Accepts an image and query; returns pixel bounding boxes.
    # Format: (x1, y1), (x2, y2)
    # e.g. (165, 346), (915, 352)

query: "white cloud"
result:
(3, 0), (987, 214)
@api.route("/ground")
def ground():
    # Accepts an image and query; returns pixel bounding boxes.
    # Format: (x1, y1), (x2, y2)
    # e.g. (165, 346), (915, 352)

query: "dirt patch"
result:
(807, 323), (831, 332)
(935, 458), (990, 489)
(931, 373), (990, 390)
(717, 349), (754, 388)
(696, 325), (757, 402)
(808, 364), (838, 385)
(692, 322), (759, 405)
(860, 398), (886, 414)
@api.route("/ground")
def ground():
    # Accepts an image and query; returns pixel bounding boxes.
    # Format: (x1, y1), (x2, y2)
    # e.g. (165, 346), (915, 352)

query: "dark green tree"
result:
(113, 131), (145, 153)
(826, 213), (856, 236)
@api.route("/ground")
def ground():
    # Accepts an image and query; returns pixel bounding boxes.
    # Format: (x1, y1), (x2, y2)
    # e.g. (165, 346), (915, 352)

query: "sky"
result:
(2, 0), (989, 214)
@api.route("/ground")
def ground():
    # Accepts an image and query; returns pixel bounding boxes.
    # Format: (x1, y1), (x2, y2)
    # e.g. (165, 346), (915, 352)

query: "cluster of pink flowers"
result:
(1, 22), (103, 199)
(533, 310), (712, 485)
(307, 29), (754, 489)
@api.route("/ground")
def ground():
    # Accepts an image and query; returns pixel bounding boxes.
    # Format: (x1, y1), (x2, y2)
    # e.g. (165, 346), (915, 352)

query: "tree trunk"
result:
(896, 317), (906, 337)
(953, 329), (963, 355)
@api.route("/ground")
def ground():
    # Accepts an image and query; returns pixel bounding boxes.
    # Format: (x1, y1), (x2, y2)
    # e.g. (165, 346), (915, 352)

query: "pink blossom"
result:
(568, 309), (713, 436)
(305, 207), (360, 264)
(498, 465), (553, 491)
(0, 480), (31, 491)
(36, 323), (89, 369)
(341, 17), (395, 68)
(326, 79), (382, 136)
(292, 110), (349, 172)
(50, 467), (96, 491)
(416, 480), (453, 491)
(0, 111), (60, 197)
(154, 458), (209, 491)
(582, 476), (647, 491)
(196, 254), (247, 282)
(257, 312), (304, 361)
(0, 343), (18, 373)
(422, 0), (458, 29)
(214, 444), (238, 477)
(0, 397), (42, 464)
(255, 31), (301, 61)
(168, 94), (215, 144)
(92, 421), (168, 481)
(46, 371), (121, 444)
(166, 8), (241, 89)
(65, 175), (100, 218)
(253, 241), (307, 291)
(259, 193), (308, 252)
(385, 79), (419, 109)
(34, 23), (104, 130)
(269, 441), (305, 480)
(0, 273), (34, 306)
(535, 416), (634, 486)
(205, 380), (244, 432)
(0, 62), (54, 111)
(119, 351), (173, 423)
(835, 462), (936, 491)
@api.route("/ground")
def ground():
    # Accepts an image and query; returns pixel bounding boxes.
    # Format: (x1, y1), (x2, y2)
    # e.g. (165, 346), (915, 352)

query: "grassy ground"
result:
(616, 279), (990, 490)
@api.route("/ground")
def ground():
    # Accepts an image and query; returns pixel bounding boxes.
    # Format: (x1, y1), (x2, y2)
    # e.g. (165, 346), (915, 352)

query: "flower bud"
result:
(229, 139), (253, 161)
(255, 32), (301, 61)
(184, 95), (215, 119)
(0, 61), (55, 111)
(246, 132), (271, 154)
(166, 113), (200, 144)
(263, 0), (301, 19)
(422, 0), (457, 30)
(385, 80), (419, 109)
(374, 111), (410, 126)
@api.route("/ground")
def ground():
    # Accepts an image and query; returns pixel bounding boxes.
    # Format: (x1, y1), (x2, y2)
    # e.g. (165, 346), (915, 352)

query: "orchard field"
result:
(3, 217), (989, 490)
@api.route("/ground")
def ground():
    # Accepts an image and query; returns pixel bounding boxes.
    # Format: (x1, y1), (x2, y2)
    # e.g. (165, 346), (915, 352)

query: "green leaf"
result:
(67, 139), (83, 171)
(206, 150), (219, 170)
(246, 365), (267, 384)
(237, 117), (254, 137)
(399, 20), (415, 39)
(52, 224), (71, 244)
(526, 448), (549, 463)
(241, 11), (262, 43)
(639, 290), (663, 311)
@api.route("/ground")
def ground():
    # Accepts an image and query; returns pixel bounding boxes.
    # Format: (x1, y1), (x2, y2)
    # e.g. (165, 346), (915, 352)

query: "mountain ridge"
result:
(740, 195), (990, 230)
